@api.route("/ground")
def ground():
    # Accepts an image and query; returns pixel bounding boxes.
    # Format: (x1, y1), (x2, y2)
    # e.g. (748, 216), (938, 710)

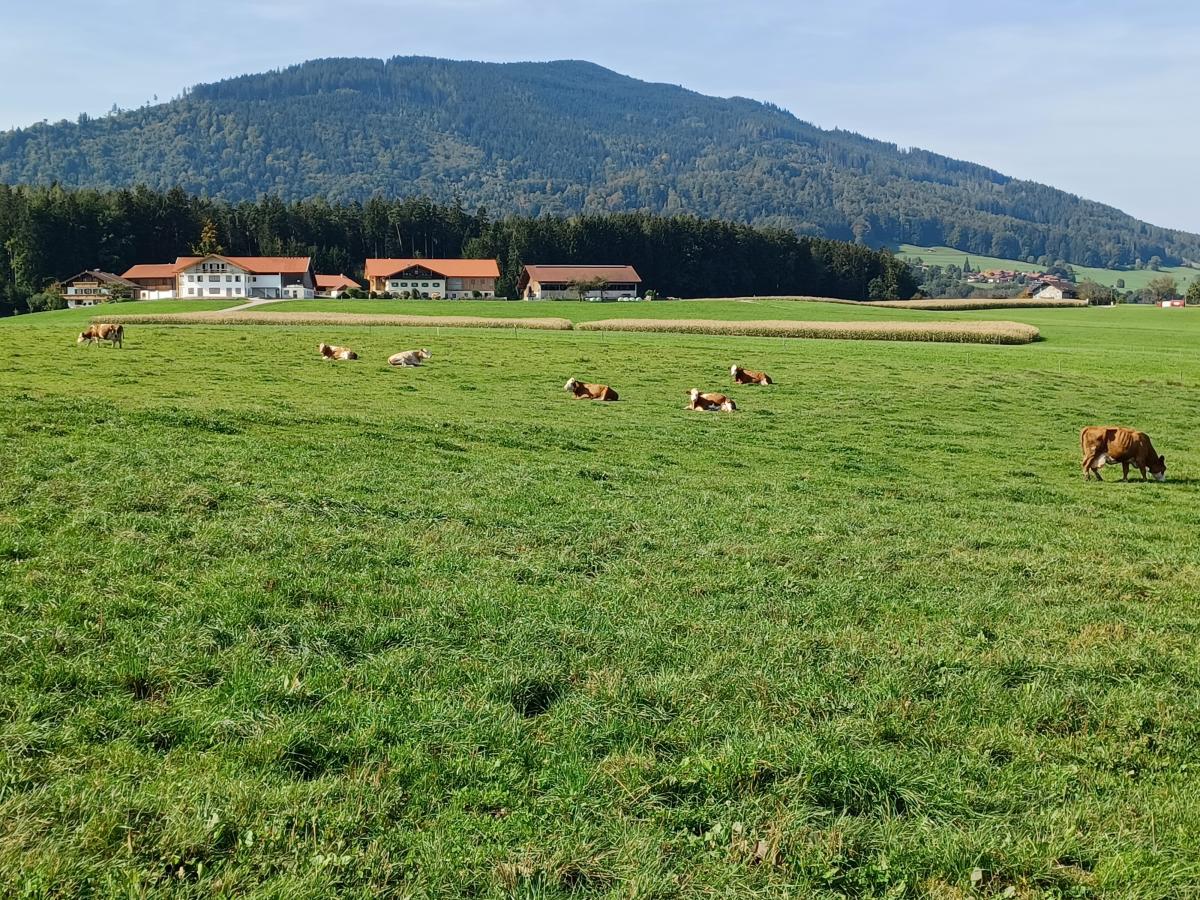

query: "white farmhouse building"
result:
(121, 256), (317, 299)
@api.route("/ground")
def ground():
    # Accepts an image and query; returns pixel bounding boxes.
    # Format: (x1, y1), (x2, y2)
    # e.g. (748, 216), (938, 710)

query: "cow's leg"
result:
(1121, 461), (1130, 482)
(1140, 466), (1148, 481)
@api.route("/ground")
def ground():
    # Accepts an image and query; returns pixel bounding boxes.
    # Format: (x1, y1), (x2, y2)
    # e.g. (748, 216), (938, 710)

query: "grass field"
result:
(2, 301), (1199, 896)
(898, 245), (1200, 293)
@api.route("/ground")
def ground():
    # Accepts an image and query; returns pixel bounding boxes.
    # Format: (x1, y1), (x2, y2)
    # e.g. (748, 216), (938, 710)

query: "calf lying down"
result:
(318, 342), (358, 360)
(687, 389), (736, 412)
(564, 378), (618, 401)
(388, 349), (431, 367)
(731, 365), (772, 385)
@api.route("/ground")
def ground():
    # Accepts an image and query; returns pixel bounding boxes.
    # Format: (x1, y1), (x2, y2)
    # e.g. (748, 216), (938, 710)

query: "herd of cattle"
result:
(76, 323), (1169, 482)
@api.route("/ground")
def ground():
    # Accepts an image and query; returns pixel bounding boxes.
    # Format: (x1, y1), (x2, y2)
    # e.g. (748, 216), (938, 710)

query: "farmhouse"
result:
(121, 263), (180, 300)
(364, 259), (501, 298)
(518, 265), (642, 300)
(1032, 282), (1078, 300)
(315, 274), (362, 298)
(58, 270), (140, 307)
(121, 256), (317, 299)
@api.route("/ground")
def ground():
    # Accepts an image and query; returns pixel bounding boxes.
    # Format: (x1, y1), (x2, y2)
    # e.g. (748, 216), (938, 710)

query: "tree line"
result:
(0, 183), (918, 315)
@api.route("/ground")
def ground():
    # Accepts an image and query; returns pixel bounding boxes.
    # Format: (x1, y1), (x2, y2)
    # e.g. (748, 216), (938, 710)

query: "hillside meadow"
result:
(1, 300), (1198, 897)
(898, 245), (1200, 293)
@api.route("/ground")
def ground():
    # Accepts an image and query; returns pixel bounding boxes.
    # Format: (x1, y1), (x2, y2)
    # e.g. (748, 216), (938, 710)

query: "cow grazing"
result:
(731, 365), (772, 385)
(1080, 426), (1166, 482)
(77, 323), (124, 348)
(388, 349), (431, 367)
(318, 342), (358, 361)
(564, 378), (618, 401)
(687, 389), (736, 412)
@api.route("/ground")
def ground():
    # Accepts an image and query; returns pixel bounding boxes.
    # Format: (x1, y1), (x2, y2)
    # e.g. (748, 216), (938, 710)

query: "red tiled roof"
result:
(522, 264), (642, 283)
(175, 255), (312, 274)
(122, 263), (179, 279)
(316, 274), (361, 289)
(365, 258), (501, 279)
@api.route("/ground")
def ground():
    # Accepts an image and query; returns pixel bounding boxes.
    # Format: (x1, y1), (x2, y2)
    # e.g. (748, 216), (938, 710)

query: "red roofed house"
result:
(122, 256), (317, 299)
(315, 274), (362, 298)
(364, 258), (501, 298)
(518, 265), (642, 300)
(121, 263), (181, 300)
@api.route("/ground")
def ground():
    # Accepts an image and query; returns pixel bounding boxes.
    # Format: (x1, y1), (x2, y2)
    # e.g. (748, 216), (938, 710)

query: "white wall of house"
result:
(66, 297), (100, 308)
(179, 261), (250, 298)
(387, 277), (445, 298)
(527, 284), (638, 300)
(136, 289), (177, 300)
(282, 284), (314, 299)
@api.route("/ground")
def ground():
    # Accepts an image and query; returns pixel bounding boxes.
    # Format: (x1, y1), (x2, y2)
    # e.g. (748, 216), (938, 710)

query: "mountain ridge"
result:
(1, 56), (1196, 269)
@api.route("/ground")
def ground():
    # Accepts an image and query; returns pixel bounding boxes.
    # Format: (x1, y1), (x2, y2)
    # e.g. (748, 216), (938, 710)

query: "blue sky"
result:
(3, 0), (1197, 231)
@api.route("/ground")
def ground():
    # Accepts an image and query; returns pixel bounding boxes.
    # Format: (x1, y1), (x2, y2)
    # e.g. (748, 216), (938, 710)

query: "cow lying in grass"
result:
(687, 389), (736, 412)
(77, 323), (123, 348)
(564, 378), (618, 401)
(388, 349), (431, 367)
(1081, 426), (1166, 482)
(731, 365), (772, 385)
(318, 343), (358, 360)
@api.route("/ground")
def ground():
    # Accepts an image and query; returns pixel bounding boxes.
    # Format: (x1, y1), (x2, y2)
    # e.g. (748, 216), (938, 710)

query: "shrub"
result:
(26, 290), (67, 312)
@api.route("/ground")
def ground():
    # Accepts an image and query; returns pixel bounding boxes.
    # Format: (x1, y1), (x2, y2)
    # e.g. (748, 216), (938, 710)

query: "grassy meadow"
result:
(898, 245), (1200, 293)
(1, 300), (1199, 897)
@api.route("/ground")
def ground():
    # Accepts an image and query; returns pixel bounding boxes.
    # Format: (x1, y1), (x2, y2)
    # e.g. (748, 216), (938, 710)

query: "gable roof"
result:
(316, 273), (361, 290)
(122, 263), (180, 280)
(60, 269), (139, 288)
(365, 258), (501, 280)
(175, 255), (312, 274)
(521, 264), (642, 283)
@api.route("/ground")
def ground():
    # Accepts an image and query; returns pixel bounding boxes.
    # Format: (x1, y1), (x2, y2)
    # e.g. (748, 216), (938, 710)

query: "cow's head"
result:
(419, 349), (431, 359)
(318, 343), (330, 356)
(730, 365), (740, 378)
(76, 331), (92, 344)
(688, 388), (700, 404)
(564, 378), (578, 392)
(1152, 455), (1166, 481)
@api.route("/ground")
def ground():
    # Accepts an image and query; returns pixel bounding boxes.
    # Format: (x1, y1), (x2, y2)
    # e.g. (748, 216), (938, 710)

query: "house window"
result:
(421, 282), (429, 287)
(188, 275), (196, 282)
(187, 288), (196, 296)
(208, 275), (219, 282)
(226, 275), (232, 282)
(235, 275), (241, 282)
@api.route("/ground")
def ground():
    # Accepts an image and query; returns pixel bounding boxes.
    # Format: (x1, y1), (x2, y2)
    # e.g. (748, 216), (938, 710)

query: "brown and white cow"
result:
(77, 323), (124, 348)
(318, 342), (358, 360)
(388, 348), (431, 367)
(687, 389), (736, 412)
(564, 378), (618, 401)
(731, 365), (772, 385)
(1080, 426), (1166, 482)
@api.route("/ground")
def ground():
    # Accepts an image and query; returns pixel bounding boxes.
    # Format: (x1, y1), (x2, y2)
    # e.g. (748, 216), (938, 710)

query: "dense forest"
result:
(1, 57), (1196, 270)
(0, 184), (917, 315)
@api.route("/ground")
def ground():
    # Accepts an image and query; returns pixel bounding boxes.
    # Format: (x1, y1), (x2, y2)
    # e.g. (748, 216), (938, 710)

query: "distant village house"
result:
(315, 274), (362, 298)
(518, 265), (642, 300)
(58, 270), (140, 307)
(364, 259), (501, 298)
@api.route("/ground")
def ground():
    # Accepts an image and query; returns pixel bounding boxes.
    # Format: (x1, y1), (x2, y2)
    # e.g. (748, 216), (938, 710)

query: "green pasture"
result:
(1, 302), (1198, 896)
(898, 244), (1200, 292)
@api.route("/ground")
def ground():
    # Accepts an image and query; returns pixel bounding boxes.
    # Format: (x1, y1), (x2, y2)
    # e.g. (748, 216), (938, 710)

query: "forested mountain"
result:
(1, 56), (1197, 268)
(0, 185), (917, 315)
